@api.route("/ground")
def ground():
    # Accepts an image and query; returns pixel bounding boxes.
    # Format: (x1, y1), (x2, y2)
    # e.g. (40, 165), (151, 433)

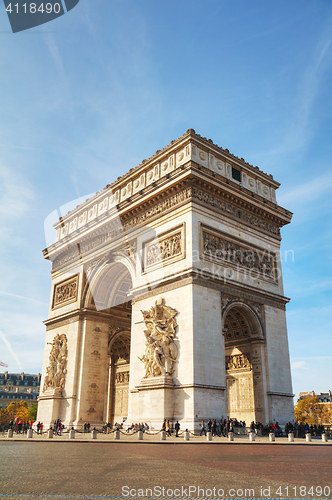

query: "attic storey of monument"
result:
(37, 129), (294, 430)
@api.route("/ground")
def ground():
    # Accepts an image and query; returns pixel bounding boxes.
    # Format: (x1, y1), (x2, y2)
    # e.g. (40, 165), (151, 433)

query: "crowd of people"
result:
(1, 417), (328, 438)
(4, 419), (35, 433)
(51, 419), (64, 435)
(284, 421), (326, 437)
(198, 419), (328, 437)
(200, 418), (246, 436)
(112, 422), (151, 433)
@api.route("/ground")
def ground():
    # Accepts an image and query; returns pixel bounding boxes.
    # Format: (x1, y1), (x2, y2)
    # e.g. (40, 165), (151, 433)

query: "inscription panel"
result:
(113, 367), (130, 420)
(86, 327), (103, 418)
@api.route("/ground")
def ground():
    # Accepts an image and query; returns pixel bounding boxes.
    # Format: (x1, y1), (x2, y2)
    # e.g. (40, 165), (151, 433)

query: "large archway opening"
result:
(86, 261), (133, 426)
(224, 305), (265, 425)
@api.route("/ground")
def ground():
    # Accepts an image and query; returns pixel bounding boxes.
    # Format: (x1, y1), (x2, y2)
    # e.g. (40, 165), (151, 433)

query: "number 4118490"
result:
(6, 3), (61, 14)
(276, 486), (330, 497)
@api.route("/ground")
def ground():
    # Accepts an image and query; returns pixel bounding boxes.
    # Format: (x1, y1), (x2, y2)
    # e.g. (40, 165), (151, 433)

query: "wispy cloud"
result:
(256, 27), (332, 161)
(286, 280), (332, 299)
(0, 330), (23, 371)
(0, 164), (34, 220)
(43, 32), (66, 82)
(292, 356), (332, 360)
(0, 291), (48, 306)
(278, 172), (332, 207)
(291, 361), (309, 370)
(0, 144), (43, 151)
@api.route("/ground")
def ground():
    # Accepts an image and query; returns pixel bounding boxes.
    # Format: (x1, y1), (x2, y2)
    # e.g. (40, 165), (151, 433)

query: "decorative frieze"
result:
(115, 371), (130, 384)
(53, 132), (281, 245)
(143, 225), (184, 272)
(125, 188), (192, 229)
(191, 188), (279, 236)
(52, 275), (79, 309)
(226, 354), (251, 371)
(202, 227), (276, 281)
(52, 185), (281, 272)
(124, 186), (280, 237)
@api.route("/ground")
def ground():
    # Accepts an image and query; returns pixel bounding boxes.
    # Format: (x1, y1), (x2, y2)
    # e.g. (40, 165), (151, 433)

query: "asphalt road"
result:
(0, 441), (331, 500)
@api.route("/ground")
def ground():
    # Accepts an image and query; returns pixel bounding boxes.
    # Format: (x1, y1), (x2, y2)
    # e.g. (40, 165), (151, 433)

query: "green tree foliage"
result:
(27, 402), (38, 421)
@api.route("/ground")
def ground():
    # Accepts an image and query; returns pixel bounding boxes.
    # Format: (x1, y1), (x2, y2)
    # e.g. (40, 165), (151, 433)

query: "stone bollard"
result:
(306, 433), (311, 442)
(114, 430), (120, 440)
(322, 433), (328, 442)
(249, 432), (255, 442)
(184, 431), (190, 441)
(7, 429), (13, 438)
(27, 429), (33, 439)
(48, 429), (53, 439)
(288, 432), (294, 442)
(269, 432), (275, 442)
(228, 432), (234, 442)
(206, 432), (212, 441)
(91, 429), (98, 439)
(69, 429), (75, 439)
(137, 431), (143, 440)
(160, 431), (166, 441)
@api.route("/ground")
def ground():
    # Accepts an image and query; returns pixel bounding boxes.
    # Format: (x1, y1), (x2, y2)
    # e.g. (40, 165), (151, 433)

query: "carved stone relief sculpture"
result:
(143, 226), (184, 272)
(116, 371), (130, 384)
(52, 275), (79, 308)
(202, 229), (276, 279)
(43, 333), (67, 391)
(146, 233), (182, 267)
(138, 298), (178, 377)
(226, 354), (251, 371)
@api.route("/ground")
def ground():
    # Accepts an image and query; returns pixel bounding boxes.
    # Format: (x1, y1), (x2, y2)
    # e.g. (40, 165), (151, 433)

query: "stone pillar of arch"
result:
(37, 259), (134, 429)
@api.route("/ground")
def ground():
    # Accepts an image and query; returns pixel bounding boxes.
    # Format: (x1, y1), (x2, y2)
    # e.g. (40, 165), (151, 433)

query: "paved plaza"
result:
(0, 435), (331, 500)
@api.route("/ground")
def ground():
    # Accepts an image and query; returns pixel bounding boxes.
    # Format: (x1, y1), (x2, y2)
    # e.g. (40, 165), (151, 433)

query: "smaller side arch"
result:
(107, 329), (131, 425)
(221, 300), (264, 341)
(222, 299), (268, 425)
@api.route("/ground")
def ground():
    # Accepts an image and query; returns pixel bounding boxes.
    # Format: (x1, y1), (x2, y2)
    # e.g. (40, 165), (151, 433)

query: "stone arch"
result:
(221, 300), (264, 340)
(82, 260), (134, 426)
(222, 301), (266, 425)
(83, 259), (134, 312)
(107, 329), (131, 425)
(108, 329), (131, 361)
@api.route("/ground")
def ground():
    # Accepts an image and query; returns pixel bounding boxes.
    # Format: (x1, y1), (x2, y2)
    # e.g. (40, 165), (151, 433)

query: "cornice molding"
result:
(45, 133), (292, 261)
(49, 182), (287, 270)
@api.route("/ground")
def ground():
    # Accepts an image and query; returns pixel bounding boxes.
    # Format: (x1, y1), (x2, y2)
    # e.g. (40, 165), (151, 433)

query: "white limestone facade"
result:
(37, 129), (294, 430)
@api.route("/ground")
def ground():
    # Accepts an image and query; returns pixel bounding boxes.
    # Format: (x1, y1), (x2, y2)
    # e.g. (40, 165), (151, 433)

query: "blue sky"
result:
(0, 0), (331, 401)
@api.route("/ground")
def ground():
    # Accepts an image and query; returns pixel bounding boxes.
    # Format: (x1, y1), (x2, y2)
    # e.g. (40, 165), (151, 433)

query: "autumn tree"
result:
(295, 396), (331, 426)
(0, 408), (10, 427)
(0, 401), (37, 427)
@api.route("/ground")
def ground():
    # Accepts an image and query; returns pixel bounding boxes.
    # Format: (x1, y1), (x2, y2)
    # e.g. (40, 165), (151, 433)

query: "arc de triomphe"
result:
(37, 129), (294, 430)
